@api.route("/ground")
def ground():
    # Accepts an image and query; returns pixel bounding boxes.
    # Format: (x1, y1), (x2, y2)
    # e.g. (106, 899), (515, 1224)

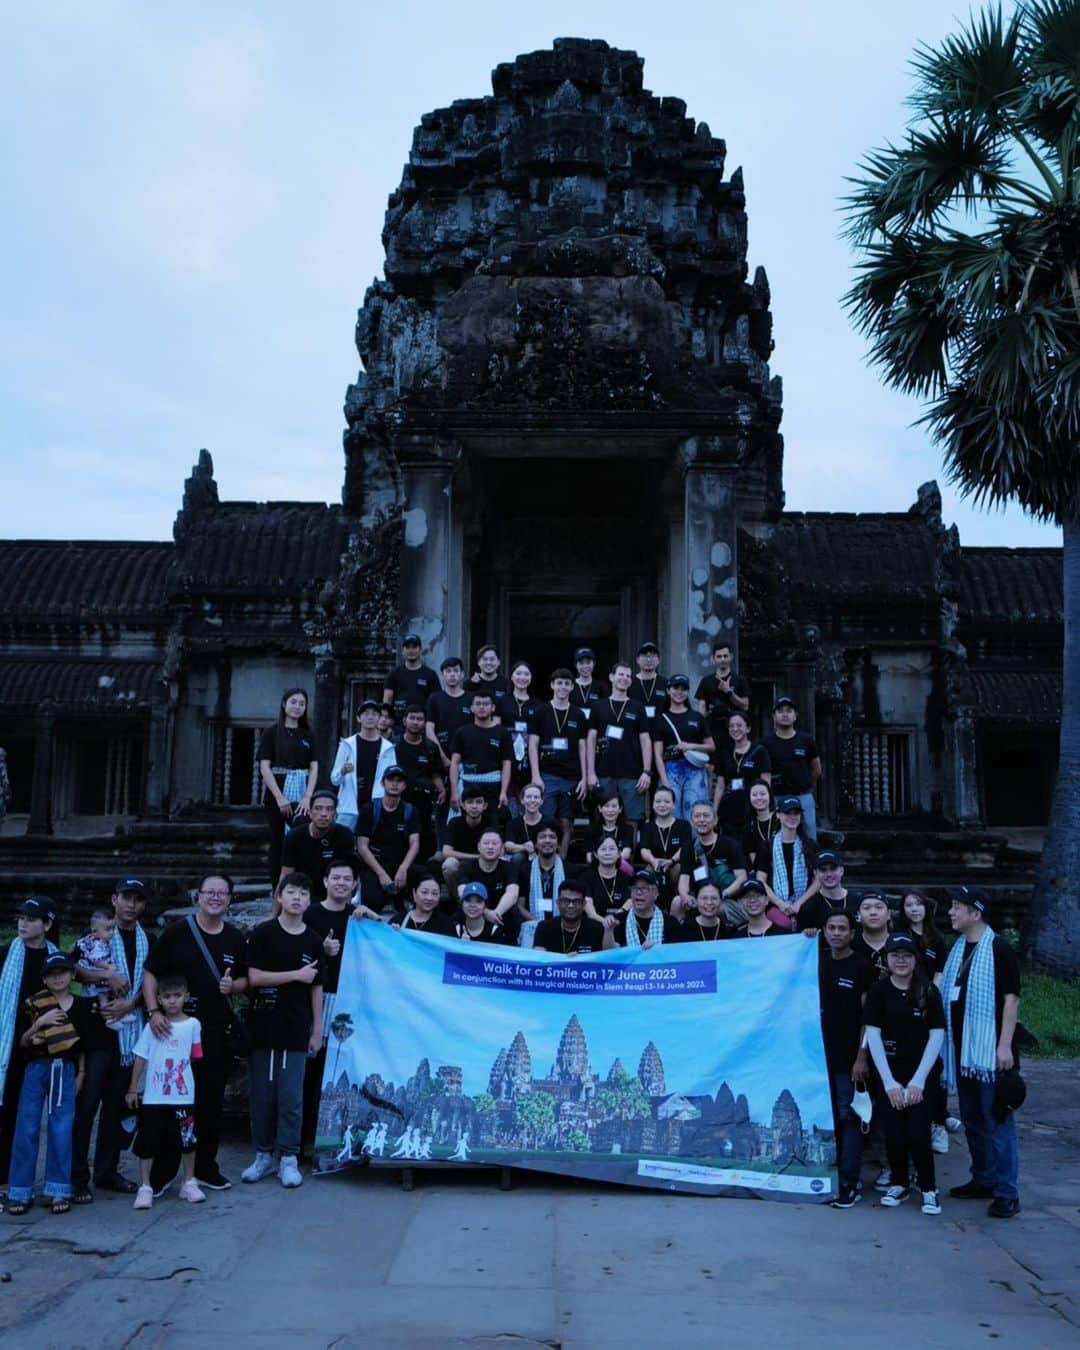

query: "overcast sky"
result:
(2, 1), (1059, 548)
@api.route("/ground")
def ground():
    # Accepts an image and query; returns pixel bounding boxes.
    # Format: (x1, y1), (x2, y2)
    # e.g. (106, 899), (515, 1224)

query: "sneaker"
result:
(949, 1180), (995, 1199)
(945, 1116), (962, 1133)
(988, 1197), (1021, 1219)
(195, 1170), (232, 1191)
(132, 1185), (153, 1211)
(874, 1167), (892, 1192)
(880, 1186), (908, 1207)
(279, 1156), (303, 1189)
(830, 1185), (861, 1210)
(931, 1124), (949, 1154)
(921, 1189), (942, 1215)
(178, 1179), (206, 1204)
(241, 1152), (276, 1184)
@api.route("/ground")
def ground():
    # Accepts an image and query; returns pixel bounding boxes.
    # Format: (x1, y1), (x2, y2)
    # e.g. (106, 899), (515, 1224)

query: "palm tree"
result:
(330, 1012), (355, 1082)
(843, 0), (1080, 974)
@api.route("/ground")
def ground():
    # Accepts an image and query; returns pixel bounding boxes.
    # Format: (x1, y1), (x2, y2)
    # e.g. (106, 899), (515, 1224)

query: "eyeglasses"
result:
(199, 890), (230, 899)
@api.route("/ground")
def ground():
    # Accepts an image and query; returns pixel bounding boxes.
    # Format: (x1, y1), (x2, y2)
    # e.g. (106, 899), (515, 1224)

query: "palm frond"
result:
(909, 5), (1025, 130)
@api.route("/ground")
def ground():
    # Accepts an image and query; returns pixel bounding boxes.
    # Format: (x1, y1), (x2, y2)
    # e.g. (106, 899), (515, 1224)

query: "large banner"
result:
(316, 923), (837, 1201)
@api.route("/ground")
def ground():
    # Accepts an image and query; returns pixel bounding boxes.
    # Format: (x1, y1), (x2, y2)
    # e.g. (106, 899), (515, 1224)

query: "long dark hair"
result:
(274, 686), (310, 761)
(897, 890), (943, 953)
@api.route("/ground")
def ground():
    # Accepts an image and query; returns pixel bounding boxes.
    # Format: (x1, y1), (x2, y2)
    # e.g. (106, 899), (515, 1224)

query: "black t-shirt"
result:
(498, 694), (540, 777)
(532, 704), (587, 780)
(763, 731), (819, 796)
(246, 920), (325, 1052)
(144, 919), (249, 1043)
(592, 697), (649, 779)
(853, 932), (890, 980)
(303, 903), (352, 994)
(688, 834), (747, 888)
(507, 815), (556, 849)
(756, 837), (817, 896)
(533, 916), (606, 955)
(629, 673), (668, 722)
(796, 891), (860, 934)
(455, 920), (512, 945)
(676, 916), (734, 943)
(466, 673), (510, 702)
(384, 663), (439, 718)
(695, 670), (751, 736)
(742, 814), (781, 873)
(611, 910), (683, 946)
(585, 821), (635, 858)
(357, 800), (417, 870)
(638, 818), (694, 869)
(281, 823), (357, 899)
(352, 736), (382, 808)
(655, 707), (710, 767)
(257, 725), (314, 776)
(864, 978), (946, 1069)
(729, 923), (782, 939)
(569, 679), (609, 720)
(400, 911), (458, 938)
(715, 743), (772, 828)
(445, 814), (491, 858)
(819, 951), (875, 1072)
(425, 690), (473, 754)
(461, 860), (516, 912)
(394, 735), (443, 792)
(896, 930), (948, 982)
(579, 867), (631, 916)
(950, 935), (1021, 1066)
(451, 723), (512, 777)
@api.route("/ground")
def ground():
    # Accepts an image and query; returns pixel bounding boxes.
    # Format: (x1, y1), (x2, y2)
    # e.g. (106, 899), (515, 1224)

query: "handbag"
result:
(185, 916), (250, 1057)
(661, 714), (711, 769)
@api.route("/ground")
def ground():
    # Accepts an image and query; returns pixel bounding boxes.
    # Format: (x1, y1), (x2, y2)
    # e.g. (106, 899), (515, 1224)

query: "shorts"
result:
(132, 1104), (197, 1160)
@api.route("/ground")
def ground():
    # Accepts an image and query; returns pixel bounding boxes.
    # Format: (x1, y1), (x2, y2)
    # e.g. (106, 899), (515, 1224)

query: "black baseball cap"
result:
(114, 878), (146, 895)
(381, 764), (407, 780)
(884, 934), (919, 955)
(668, 673), (690, 688)
(402, 633), (422, 645)
(358, 698), (381, 712)
(777, 796), (803, 813)
(949, 885), (990, 914)
(735, 878), (767, 897)
(43, 951), (75, 974)
(817, 851), (843, 868)
(574, 647), (595, 661)
(631, 868), (659, 886)
(17, 896), (56, 922)
(773, 695), (796, 710)
(637, 641), (659, 655)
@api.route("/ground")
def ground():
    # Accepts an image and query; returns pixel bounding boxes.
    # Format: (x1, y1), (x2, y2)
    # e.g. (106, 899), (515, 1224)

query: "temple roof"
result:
(0, 658), (162, 712)
(958, 548), (1062, 626)
(969, 669), (1063, 724)
(0, 541), (173, 620)
(767, 513), (939, 606)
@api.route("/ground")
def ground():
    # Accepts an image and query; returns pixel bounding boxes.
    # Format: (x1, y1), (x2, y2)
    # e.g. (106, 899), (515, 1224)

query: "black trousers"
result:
(72, 1043), (127, 1189)
(0, 1048), (27, 1185)
(881, 1064), (939, 1192)
(149, 1049), (232, 1188)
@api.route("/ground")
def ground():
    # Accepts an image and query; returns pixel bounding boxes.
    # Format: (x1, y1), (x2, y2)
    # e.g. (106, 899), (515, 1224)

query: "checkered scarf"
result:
(770, 833), (808, 903)
(624, 907), (666, 948)
(941, 926), (998, 1087)
(0, 939), (58, 1096)
(110, 924), (149, 1067)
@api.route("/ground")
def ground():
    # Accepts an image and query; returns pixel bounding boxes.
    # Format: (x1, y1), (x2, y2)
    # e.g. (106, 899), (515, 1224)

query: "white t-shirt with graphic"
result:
(132, 1016), (203, 1106)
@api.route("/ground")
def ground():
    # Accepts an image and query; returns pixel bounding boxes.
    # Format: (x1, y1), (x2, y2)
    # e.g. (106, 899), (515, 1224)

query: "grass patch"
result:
(1018, 970), (1080, 1059)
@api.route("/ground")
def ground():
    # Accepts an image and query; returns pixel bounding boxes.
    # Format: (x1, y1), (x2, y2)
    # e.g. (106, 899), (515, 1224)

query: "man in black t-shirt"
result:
(449, 693), (511, 815)
(763, 696), (822, 840)
(356, 767), (421, 912)
(382, 634), (439, 727)
(280, 789), (356, 899)
(460, 829), (521, 926)
(629, 642), (668, 724)
(944, 888), (1022, 1217)
(440, 787), (493, 899)
(797, 851), (860, 934)
(533, 882), (605, 955)
(529, 669), (589, 857)
(605, 870), (683, 948)
(143, 874), (248, 1194)
(394, 705), (445, 859)
(853, 893), (891, 978)
(466, 645), (510, 703)
(695, 641), (750, 740)
(587, 661), (653, 824)
(569, 648), (608, 722)
(817, 911), (874, 1208)
(426, 658), (473, 770)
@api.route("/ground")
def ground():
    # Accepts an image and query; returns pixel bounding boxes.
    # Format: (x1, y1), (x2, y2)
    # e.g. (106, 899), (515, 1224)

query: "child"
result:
(242, 873), (325, 1189)
(7, 951), (89, 1215)
(72, 909), (121, 1015)
(125, 973), (205, 1209)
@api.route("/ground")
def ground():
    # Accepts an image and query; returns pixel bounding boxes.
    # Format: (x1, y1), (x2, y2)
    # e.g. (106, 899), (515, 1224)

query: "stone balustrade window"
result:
(852, 729), (914, 816)
(211, 724), (260, 807)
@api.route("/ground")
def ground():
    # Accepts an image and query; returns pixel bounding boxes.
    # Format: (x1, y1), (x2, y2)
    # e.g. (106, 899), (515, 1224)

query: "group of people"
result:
(0, 640), (1021, 1221)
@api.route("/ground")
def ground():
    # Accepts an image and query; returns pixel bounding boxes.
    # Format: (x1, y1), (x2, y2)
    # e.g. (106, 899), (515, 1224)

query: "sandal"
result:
(51, 1198), (71, 1215)
(72, 1189), (94, 1205)
(5, 1202), (30, 1216)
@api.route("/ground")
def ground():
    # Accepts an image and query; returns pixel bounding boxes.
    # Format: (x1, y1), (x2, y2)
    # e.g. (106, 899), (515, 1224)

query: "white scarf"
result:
(0, 939), (59, 1096)
(941, 926), (999, 1087)
(624, 907), (666, 948)
(111, 924), (149, 1066)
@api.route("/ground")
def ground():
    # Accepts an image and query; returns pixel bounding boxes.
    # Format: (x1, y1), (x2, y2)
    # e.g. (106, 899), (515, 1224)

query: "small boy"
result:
(7, 952), (90, 1215)
(72, 909), (127, 1021)
(124, 973), (205, 1208)
(243, 873), (325, 1189)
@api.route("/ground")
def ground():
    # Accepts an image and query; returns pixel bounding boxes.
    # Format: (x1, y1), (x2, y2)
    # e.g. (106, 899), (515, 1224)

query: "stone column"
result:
(143, 689), (176, 819)
(28, 707), (55, 836)
(312, 655), (343, 767)
(678, 438), (740, 681)
(949, 708), (982, 827)
(395, 437), (463, 670)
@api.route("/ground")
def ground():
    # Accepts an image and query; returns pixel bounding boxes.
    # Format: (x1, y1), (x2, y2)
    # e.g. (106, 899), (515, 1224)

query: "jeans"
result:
(72, 1044), (125, 1189)
(663, 760), (711, 821)
(829, 1071), (864, 1192)
(540, 774), (578, 822)
(957, 1074), (1019, 1201)
(249, 1047), (307, 1157)
(8, 1060), (75, 1202)
(799, 792), (818, 841)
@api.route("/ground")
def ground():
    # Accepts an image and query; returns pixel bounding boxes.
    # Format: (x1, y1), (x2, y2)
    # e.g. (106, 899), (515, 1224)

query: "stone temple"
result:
(0, 38), (1062, 911)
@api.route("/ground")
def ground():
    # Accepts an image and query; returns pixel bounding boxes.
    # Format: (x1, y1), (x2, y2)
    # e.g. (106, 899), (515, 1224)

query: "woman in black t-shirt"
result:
(257, 688), (319, 888)
(896, 891), (947, 983)
(741, 781), (780, 876)
(864, 934), (946, 1214)
(584, 793), (635, 866)
(677, 883), (734, 942)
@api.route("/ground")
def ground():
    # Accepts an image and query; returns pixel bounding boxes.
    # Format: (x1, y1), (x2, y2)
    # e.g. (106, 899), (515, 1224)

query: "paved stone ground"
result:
(0, 1060), (1077, 1350)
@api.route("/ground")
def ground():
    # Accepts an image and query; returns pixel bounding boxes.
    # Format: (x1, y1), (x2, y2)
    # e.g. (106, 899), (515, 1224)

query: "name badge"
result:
(950, 986), (961, 1002)
(644, 706), (656, 719)
(606, 725), (625, 741)
(580, 707), (591, 720)
(552, 737), (569, 752)
(693, 865), (708, 882)
(515, 722), (528, 733)
(730, 777), (744, 792)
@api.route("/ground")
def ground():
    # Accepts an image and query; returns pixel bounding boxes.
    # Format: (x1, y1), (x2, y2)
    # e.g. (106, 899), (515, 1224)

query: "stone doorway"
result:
(506, 593), (622, 688)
